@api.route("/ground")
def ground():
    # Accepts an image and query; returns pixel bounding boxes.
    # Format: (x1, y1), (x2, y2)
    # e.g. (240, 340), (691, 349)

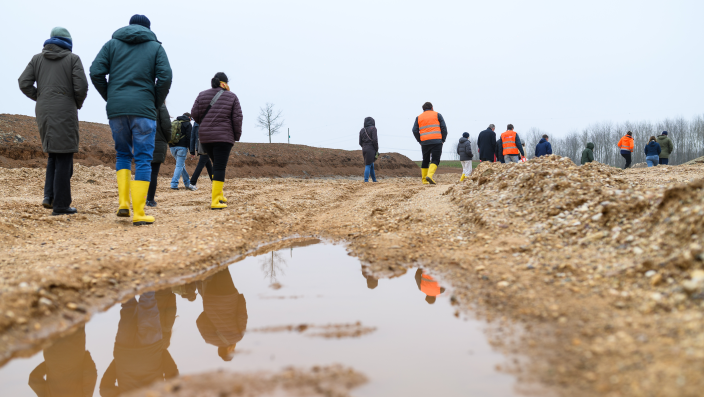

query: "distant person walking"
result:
(477, 124), (496, 162)
(189, 122), (214, 189)
(495, 137), (505, 163)
(617, 131), (634, 169)
(169, 113), (194, 190)
(500, 124), (525, 163)
(581, 142), (595, 165)
(90, 14), (173, 226)
(359, 117), (378, 182)
(18, 26), (89, 216)
(457, 132), (474, 182)
(644, 136), (661, 167)
(656, 131), (674, 165)
(190, 72), (243, 210)
(146, 103), (172, 207)
(412, 102), (447, 185)
(534, 134), (553, 157)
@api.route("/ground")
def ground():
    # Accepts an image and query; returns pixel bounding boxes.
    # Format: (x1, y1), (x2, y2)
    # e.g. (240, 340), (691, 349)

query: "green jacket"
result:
(581, 142), (594, 165)
(89, 25), (172, 120)
(656, 135), (674, 158)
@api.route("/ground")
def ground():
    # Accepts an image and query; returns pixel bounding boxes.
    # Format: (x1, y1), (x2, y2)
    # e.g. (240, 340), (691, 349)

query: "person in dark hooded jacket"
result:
(457, 132), (473, 182)
(90, 14), (173, 226)
(359, 117), (378, 182)
(18, 26), (89, 216)
(644, 136), (661, 167)
(476, 124), (496, 162)
(146, 103), (172, 207)
(581, 142), (595, 165)
(534, 135), (552, 157)
(495, 137), (505, 163)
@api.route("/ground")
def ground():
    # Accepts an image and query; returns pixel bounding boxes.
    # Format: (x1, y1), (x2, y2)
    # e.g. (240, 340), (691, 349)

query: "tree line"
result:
(451, 115), (703, 167)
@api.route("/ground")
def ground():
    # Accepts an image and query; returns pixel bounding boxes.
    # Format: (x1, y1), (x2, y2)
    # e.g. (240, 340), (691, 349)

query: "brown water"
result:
(0, 241), (526, 396)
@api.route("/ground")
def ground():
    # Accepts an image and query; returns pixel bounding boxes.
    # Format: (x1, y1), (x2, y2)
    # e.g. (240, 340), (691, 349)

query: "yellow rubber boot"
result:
(213, 175), (227, 203)
(421, 168), (429, 185)
(116, 169), (131, 217)
(426, 164), (437, 185)
(211, 181), (228, 210)
(460, 174), (466, 182)
(130, 180), (154, 226)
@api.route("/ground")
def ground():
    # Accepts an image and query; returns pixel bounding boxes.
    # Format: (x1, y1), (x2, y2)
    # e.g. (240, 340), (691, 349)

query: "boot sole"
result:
(133, 221), (154, 226)
(211, 207), (225, 210)
(425, 177), (436, 185)
(116, 209), (130, 217)
(42, 203), (52, 209)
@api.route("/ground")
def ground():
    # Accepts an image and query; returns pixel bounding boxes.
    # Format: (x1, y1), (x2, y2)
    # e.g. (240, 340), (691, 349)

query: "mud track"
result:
(0, 157), (702, 397)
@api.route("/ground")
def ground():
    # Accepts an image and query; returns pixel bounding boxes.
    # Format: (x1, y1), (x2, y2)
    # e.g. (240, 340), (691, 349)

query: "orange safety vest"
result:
(617, 135), (634, 152)
(501, 130), (519, 155)
(418, 111), (442, 142)
(420, 273), (441, 297)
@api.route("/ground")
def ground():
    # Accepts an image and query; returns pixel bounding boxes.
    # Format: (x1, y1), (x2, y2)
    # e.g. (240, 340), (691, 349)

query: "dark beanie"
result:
(462, 132), (470, 138)
(129, 14), (151, 29)
(662, 131), (668, 135)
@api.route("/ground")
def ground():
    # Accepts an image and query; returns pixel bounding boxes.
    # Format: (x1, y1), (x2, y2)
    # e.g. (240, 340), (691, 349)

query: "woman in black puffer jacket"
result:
(146, 103), (172, 207)
(359, 117), (378, 182)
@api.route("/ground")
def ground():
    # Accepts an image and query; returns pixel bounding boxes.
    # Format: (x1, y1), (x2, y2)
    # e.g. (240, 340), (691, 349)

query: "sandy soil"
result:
(0, 155), (702, 397)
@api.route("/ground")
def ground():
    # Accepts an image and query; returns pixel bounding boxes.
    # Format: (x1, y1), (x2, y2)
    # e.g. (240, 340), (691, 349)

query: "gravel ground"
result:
(0, 157), (702, 397)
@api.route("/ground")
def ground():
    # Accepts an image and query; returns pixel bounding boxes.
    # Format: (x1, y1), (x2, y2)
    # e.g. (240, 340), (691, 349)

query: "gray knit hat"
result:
(50, 27), (71, 39)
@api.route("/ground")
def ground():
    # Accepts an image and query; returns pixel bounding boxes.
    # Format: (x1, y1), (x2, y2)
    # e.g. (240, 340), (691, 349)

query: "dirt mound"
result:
(683, 155), (704, 165)
(0, 114), (419, 178)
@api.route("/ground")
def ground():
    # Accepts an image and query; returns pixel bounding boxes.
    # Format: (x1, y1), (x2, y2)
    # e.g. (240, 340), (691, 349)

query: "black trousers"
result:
(621, 152), (632, 169)
(479, 157), (494, 162)
(147, 162), (161, 201)
(200, 142), (233, 182)
(44, 153), (74, 210)
(190, 154), (213, 185)
(421, 143), (443, 168)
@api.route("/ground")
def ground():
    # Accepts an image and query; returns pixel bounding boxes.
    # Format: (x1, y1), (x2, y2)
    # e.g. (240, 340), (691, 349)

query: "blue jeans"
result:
(646, 155), (659, 167)
(109, 116), (156, 182)
(364, 163), (377, 182)
(115, 292), (162, 347)
(659, 158), (669, 165)
(169, 147), (190, 188)
(504, 154), (519, 163)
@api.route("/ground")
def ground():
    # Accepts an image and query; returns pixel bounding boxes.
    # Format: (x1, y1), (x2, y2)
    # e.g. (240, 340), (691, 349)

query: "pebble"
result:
(497, 281), (510, 288)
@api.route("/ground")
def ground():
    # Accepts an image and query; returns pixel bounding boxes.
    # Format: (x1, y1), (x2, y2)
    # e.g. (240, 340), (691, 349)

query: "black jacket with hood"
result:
(457, 137), (474, 161)
(169, 115), (191, 149)
(359, 117), (379, 165)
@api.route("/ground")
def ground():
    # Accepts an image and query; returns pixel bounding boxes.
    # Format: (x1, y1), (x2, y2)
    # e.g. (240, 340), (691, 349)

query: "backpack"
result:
(169, 120), (186, 144)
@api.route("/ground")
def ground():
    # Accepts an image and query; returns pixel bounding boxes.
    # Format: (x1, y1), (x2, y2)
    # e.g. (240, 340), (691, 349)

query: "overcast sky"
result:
(4, 0), (703, 160)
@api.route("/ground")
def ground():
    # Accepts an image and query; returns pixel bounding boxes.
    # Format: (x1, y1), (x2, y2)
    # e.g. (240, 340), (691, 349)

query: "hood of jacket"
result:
(538, 138), (547, 144)
(112, 25), (159, 44)
(459, 137), (469, 144)
(656, 135), (669, 144)
(586, 142), (594, 149)
(176, 115), (190, 122)
(42, 44), (71, 60)
(647, 141), (659, 148)
(364, 117), (375, 128)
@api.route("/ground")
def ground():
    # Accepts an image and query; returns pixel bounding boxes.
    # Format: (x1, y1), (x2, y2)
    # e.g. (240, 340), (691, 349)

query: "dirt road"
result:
(0, 157), (702, 397)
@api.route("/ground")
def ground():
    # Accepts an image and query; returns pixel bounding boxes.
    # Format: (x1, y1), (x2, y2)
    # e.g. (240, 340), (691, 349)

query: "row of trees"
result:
(451, 115), (703, 167)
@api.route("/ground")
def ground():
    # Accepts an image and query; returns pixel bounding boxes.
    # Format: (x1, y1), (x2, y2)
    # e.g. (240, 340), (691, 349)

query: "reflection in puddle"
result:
(0, 241), (523, 397)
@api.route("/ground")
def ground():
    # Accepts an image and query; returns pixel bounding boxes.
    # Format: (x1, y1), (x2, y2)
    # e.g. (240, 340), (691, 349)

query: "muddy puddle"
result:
(0, 241), (528, 396)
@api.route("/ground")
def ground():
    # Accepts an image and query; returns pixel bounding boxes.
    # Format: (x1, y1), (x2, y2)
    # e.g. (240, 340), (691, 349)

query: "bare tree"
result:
(259, 251), (287, 285)
(256, 103), (285, 143)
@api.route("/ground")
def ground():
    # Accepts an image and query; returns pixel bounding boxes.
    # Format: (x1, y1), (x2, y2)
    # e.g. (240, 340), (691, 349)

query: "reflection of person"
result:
(361, 270), (378, 289)
(28, 325), (97, 397)
(172, 281), (198, 301)
(415, 269), (446, 304)
(196, 268), (248, 361)
(100, 289), (178, 396)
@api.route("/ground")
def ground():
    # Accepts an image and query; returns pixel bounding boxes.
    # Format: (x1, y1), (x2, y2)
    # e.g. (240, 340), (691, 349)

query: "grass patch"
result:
(413, 160), (480, 169)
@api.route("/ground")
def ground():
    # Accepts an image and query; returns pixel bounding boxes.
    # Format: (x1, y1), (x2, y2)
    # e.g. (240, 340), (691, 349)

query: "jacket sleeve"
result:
(668, 139), (674, 153)
(191, 97), (202, 125)
(467, 143), (473, 159)
(589, 149), (594, 162)
(89, 42), (111, 101)
(190, 124), (199, 154)
(438, 113), (447, 142)
(657, 143), (661, 154)
(547, 142), (553, 155)
(154, 46), (173, 109)
(18, 58), (38, 101)
(184, 122), (192, 145)
(372, 128), (378, 153)
(516, 135), (525, 156)
(99, 360), (119, 397)
(231, 94), (243, 142)
(491, 132), (497, 154)
(72, 56), (89, 109)
(28, 362), (47, 397)
(412, 117), (420, 143)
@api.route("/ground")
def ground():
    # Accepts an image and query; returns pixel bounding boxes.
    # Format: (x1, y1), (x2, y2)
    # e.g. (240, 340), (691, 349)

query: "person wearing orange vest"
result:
(617, 131), (635, 169)
(412, 102), (447, 185)
(414, 268), (445, 304)
(500, 124), (525, 163)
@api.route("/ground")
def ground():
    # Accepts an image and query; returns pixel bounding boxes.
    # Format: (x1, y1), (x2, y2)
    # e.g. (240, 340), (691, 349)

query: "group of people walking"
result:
(19, 15), (242, 224)
(617, 130), (674, 168)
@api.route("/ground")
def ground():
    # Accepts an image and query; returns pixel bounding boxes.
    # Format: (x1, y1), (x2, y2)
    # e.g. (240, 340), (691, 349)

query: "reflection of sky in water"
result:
(0, 242), (521, 397)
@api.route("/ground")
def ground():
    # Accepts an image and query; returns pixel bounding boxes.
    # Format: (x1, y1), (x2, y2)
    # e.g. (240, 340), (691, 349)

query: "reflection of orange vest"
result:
(418, 111), (442, 142)
(617, 135), (634, 152)
(420, 273), (441, 296)
(501, 131), (519, 155)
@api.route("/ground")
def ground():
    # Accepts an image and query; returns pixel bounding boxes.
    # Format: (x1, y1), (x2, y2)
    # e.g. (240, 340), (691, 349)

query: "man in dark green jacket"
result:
(89, 15), (172, 227)
(18, 26), (89, 216)
(581, 142), (595, 165)
(656, 131), (674, 165)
